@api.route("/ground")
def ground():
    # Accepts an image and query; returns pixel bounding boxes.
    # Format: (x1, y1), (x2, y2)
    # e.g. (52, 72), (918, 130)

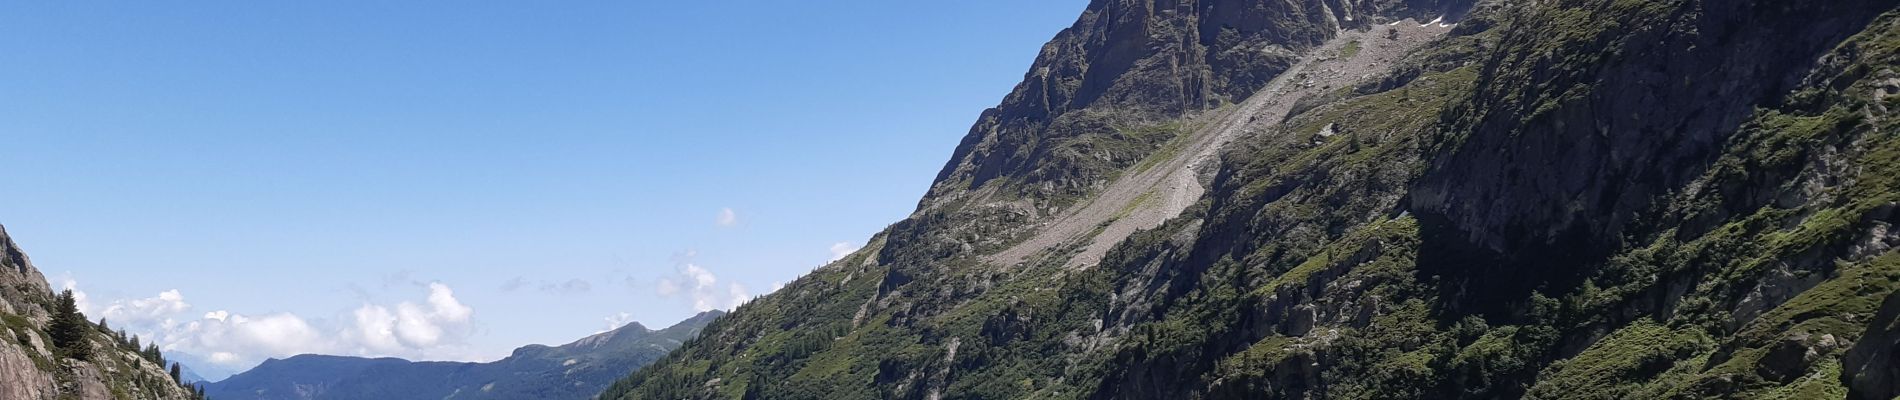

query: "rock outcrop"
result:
(0, 225), (53, 320)
(0, 225), (198, 400)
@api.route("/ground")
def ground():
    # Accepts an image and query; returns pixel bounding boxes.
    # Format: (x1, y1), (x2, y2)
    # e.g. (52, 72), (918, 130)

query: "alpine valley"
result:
(9, 0), (1900, 399)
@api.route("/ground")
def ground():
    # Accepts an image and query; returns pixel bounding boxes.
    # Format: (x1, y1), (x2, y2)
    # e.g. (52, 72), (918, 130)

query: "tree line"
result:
(48, 289), (210, 400)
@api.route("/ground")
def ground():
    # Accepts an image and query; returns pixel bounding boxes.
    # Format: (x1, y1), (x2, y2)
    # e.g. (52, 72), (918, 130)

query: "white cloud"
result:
(102, 289), (192, 326)
(828, 241), (862, 263)
(95, 282), (489, 370)
(657, 263), (748, 312)
(768, 281), (785, 293)
(209, 352), (239, 364)
(60, 279), (192, 332)
(539, 279), (591, 295)
(161, 311), (330, 366)
(59, 276), (91, 315)
(498, 277), (529, 292)
(366, 283), (473, 350)
(351, 304), (402, 353)
(684, 264), (717, 288)
(715, 208), (739, 227)
(502, 277), (592, 295)
(726, 283), (750, 310)
(600, 312), (635, 334)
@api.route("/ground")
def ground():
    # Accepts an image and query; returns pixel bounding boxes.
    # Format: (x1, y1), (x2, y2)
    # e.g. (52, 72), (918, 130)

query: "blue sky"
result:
(0, 1), (1085, 376)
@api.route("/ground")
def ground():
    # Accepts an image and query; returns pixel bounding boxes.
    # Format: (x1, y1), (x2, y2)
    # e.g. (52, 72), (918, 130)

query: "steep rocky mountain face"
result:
(0, 226), (200, 400)
(202, 311), (721, 400)
(603, 0), (1900, 399)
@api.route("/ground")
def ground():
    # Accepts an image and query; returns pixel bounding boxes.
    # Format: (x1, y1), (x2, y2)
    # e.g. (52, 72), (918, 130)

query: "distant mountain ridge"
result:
(205, 311), (722, 400)
(168, 350), (240, 383)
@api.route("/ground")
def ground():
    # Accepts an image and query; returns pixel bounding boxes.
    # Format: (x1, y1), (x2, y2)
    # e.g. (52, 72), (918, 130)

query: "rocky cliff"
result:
(604, 0), (1900, 398)
(0, 225), (200, 400)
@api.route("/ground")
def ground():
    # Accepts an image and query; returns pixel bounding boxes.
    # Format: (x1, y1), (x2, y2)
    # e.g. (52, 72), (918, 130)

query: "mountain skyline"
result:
(202, 310), (721, 399)
(7, 0), (1900, 398)
(162, 310), (710, 384)
(0, 0), (1089, 372)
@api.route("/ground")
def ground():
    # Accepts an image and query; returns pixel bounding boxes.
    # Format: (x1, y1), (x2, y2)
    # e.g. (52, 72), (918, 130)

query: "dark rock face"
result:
(928, 0), (1469, 203)
(1845, 291), (1900, 399)
(1412, 0), (1896, 255)
(0, 225), (52, 320)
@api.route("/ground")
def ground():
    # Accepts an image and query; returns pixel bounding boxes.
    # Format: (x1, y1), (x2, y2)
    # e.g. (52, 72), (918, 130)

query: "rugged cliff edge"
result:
(608, 0), (1900, 398)
(0, 225), (199, 400)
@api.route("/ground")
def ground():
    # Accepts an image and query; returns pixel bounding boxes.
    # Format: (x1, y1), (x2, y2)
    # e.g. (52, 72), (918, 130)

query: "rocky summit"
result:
(599, 0), (1900, 399)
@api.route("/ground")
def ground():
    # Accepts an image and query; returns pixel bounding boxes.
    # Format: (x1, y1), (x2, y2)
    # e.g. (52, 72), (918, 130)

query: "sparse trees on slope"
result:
(143, 343), (165, 365)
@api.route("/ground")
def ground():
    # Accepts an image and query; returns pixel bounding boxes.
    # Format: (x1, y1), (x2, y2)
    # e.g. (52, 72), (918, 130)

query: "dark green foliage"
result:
(143, 343), (164, 365)
(49, 289), (91, 361)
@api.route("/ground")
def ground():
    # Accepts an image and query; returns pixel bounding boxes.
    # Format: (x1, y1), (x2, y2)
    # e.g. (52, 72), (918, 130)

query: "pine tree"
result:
(143, 343), (163, 364)
(49, 289), (92, 360)
(170, 362), (182, 384)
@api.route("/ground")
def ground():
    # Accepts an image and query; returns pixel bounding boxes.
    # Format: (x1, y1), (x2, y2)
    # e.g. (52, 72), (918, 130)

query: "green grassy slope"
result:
(603, 0), (1900, 399)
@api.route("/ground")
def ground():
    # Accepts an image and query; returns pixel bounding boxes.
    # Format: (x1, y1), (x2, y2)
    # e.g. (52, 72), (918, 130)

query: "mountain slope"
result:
(604, 0), (1900, 399)
(0, 225), (202, 400)
(203, 311), (721, 400)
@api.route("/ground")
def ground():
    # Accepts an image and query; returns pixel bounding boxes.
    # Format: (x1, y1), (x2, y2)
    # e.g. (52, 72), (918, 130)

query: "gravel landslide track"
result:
(987, 20), (1455, 269)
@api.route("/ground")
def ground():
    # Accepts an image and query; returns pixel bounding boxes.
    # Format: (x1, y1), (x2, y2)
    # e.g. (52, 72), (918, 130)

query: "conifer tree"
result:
(143, 343), (163, 364)
(170, 362), (182, 384)
(49, 289), (92, 360)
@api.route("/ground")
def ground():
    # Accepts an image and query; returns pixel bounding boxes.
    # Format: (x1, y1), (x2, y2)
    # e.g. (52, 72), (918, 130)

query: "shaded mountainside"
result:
(601, 0), (1900, 398)
(0, 225), (202, 400)
(202, 311), (721, 400)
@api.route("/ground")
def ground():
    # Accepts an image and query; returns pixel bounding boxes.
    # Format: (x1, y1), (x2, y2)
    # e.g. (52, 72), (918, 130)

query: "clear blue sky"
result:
(0, 0), (1086, 376)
